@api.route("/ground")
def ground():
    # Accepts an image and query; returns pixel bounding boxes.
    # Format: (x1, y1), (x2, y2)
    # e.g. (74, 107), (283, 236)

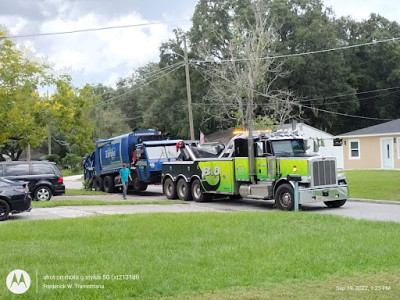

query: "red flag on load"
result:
(200, 130), (205, 145)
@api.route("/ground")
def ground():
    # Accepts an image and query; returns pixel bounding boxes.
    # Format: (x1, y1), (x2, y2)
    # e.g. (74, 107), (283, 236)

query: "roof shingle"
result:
(338, 119), (400, 137)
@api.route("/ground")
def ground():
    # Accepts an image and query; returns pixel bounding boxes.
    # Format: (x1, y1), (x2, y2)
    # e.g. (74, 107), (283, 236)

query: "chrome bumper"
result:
(298, 185), (349, 204)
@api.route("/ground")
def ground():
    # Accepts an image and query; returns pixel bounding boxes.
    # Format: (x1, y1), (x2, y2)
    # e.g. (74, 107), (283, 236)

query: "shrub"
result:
(82, 178), (92, 190)
(45, 154), (61, 165)
(62, 153), (82, 171)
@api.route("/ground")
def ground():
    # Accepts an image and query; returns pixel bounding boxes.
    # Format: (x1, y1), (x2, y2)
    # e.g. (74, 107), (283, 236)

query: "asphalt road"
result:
(7, 175), (400, 223)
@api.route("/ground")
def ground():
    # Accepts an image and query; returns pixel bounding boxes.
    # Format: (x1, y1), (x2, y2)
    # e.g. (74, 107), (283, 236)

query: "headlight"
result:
(150, 163), (155, 169)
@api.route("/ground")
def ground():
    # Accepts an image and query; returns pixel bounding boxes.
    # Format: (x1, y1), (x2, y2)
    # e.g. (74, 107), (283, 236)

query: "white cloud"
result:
(326, 0), (400, 22)
(28, 10), (172, 86)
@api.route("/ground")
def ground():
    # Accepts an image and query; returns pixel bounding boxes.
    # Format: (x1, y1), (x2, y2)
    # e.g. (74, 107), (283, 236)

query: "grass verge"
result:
(1, 212), (399, 299)
(344, 170), (400, 201)
(65, 189), (108, 196)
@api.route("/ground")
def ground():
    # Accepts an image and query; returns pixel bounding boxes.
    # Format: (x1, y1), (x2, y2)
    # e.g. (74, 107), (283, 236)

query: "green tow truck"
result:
(161, 132), (349, 210)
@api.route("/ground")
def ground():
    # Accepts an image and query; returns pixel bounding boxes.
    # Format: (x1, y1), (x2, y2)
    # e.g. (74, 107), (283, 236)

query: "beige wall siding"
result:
(396, 137), (400, 169)
(343, 136), (400, 169)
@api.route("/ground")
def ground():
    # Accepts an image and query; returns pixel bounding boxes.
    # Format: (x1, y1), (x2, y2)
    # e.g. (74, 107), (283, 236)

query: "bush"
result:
(45, 154), (61, 165)
(62, 153), (82, 171)
(82, 178), (92, 190)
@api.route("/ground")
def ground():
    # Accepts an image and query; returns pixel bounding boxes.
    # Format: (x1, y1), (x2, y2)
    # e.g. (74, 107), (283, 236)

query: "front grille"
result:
(312, 160), (336, 186)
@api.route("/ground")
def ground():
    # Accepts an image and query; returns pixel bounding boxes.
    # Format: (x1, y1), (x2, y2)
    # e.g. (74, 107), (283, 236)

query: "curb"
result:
(349, 198), (400, 205)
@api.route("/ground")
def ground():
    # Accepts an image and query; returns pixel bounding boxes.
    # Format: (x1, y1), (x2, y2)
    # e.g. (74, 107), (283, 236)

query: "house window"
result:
(349, 139), (360, 159)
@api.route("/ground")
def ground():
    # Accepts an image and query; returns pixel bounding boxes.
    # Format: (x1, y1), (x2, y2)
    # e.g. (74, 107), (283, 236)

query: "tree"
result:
(338, 14), (400, 131)
(0, 28), (97, 159)
(48, 78), (98, 156)
(0, 28), (50, 160)
(90, 84), (131, 140)
(268, 0), (358, 134)
(193, 0), (296, 129)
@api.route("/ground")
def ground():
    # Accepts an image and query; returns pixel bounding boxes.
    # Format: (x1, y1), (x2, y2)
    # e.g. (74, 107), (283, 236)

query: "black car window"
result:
(32, 163), (55, 175)
(5, 163), (30, 176)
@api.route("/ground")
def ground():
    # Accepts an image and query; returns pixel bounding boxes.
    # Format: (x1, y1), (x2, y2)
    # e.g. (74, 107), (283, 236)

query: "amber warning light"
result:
(233, 129), (273, 135)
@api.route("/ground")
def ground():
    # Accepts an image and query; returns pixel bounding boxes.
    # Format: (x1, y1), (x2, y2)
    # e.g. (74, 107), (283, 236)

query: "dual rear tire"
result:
(163, 178), (210, 202)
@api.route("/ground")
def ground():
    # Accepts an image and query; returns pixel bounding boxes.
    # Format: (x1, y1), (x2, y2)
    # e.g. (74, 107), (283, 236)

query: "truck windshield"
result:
(271, 139), (306, 156)
(145, 145), (180, 160)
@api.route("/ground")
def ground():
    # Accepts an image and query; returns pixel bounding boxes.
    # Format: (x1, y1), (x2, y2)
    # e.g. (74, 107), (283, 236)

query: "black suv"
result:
(0, 161), (65, 201)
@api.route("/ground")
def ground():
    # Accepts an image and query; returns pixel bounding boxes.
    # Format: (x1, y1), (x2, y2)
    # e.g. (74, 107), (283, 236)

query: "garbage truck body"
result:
(83, 130), (180, 193)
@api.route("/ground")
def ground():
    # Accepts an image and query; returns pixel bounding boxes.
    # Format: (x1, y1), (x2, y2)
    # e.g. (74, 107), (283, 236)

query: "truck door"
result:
(135, 146), (149, 181)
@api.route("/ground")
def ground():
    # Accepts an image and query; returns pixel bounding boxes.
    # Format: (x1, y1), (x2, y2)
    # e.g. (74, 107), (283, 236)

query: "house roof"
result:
(337, 119), (400, 137)
(277, 123), (334, 138)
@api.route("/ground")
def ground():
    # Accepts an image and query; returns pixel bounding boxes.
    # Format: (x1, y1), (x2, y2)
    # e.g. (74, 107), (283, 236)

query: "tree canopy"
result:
(4, 0), (400, 160)
(94, 0), (400, 138)
(0, 28), (97, 160)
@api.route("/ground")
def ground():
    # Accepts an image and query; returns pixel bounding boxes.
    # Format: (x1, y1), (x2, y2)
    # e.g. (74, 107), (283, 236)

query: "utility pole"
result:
(183, 35), (195, 140)
(48, 125), (52, 155)
(27, 144), (31, 161)
(47, 91), (51, 155)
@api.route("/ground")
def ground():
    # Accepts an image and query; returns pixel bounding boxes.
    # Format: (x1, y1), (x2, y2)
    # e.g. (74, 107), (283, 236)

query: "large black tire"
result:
(132, 174), (147, 192)
(163, 177), (177, 199)
(103, 176), (115, 193)
(275, 183), (294, 211)
(177, 178), (192, 201)
(191, 179), (211, 203)
(0, 199), (10, 221)
(94, 176), (103, 191)
(324, 199), (347, 208)
(34, 186), (52, 201)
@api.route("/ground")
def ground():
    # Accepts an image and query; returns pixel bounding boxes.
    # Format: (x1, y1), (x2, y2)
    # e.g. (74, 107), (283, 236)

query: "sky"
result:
(0, 0), (400, 88)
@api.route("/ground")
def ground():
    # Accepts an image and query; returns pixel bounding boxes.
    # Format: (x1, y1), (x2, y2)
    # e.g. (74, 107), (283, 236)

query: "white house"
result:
(277, 123), (344, 169)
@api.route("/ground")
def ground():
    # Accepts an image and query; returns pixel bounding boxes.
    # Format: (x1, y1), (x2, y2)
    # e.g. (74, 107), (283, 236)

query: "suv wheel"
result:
(35, 186), (52, 201)
(0, 199), (10, 221)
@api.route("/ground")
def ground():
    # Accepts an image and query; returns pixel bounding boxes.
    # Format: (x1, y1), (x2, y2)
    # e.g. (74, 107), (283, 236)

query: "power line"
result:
(299, 86), (400, 103)
(191, 36), (400, 64)
(93, 61), (184, 100)
(191, 63), (393, 121)
(1, 19), (190, 39)
(311, 89), (400, 106)
(94, 62), (184, 107)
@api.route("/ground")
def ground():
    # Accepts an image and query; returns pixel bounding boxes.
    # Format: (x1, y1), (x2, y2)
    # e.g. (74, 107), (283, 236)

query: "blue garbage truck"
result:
(83, 129), (181, 193)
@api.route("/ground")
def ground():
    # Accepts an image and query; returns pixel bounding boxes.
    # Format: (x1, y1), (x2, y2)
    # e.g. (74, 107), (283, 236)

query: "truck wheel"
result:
(139, 183), (148, 192)
(163, 178), (177, 199)
(94, 177), (103, 191)
(103, 176), (115, 193)
(0, 199), (10, 221)
(191, 179), (211, 203)
(177, 178), (192, 201)
(275, 183), (294, 211)
(324, 199), (347, 208)
(132, 176), (144, 192)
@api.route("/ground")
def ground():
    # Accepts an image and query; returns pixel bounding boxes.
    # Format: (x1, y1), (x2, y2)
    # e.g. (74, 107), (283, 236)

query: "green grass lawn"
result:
(343, 170), (400, 201)
(61, 170), (83, 177)
(1, 212), (399, 299)
(64, 189), (108, 196)
(32, 200), (185, 208)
